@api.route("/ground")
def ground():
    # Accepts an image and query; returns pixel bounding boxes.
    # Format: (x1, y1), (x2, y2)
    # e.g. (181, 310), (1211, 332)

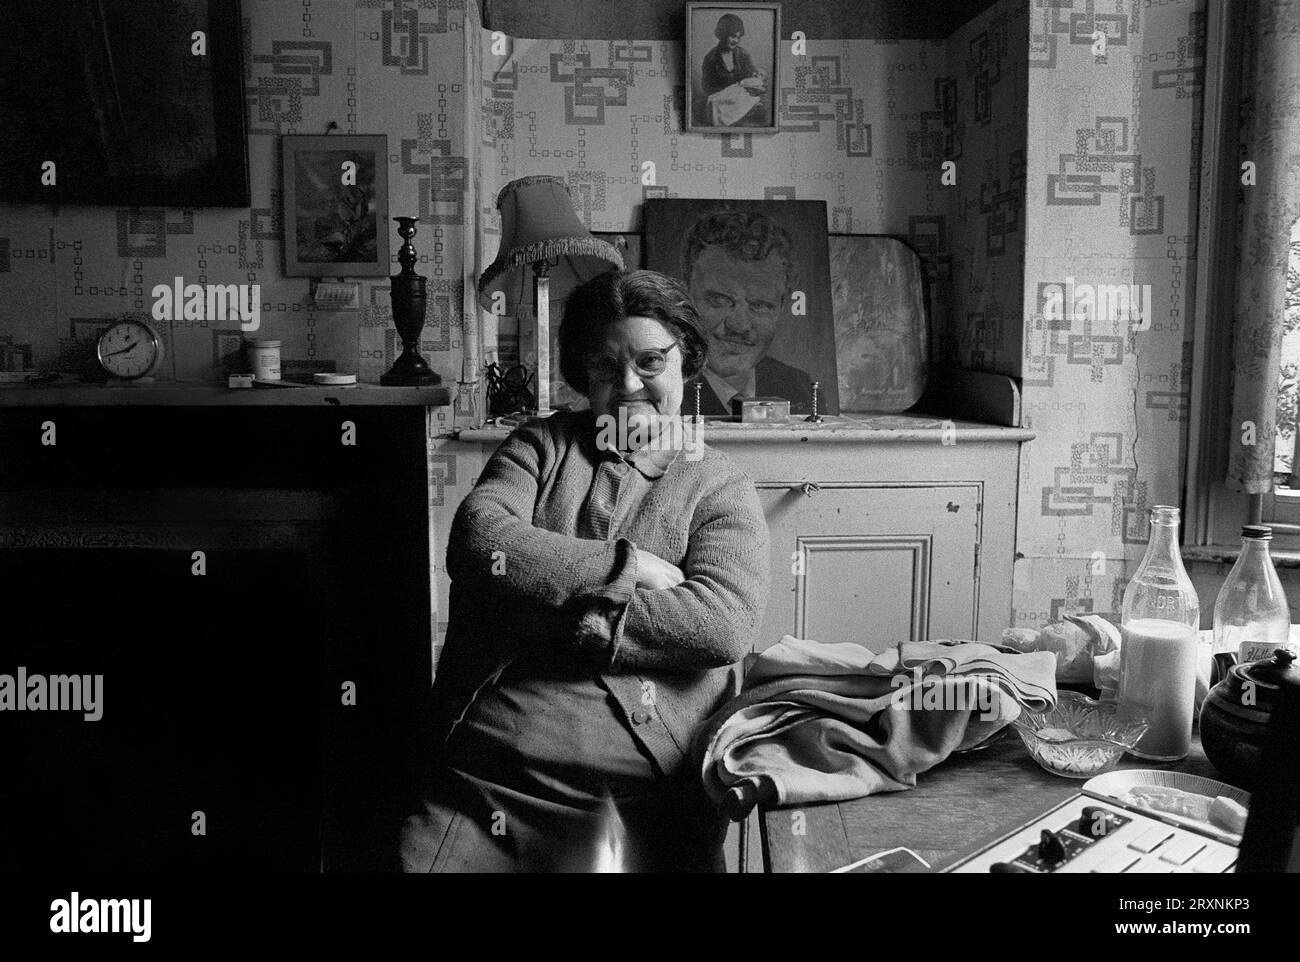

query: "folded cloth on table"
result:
(694, 635), (1058, 818)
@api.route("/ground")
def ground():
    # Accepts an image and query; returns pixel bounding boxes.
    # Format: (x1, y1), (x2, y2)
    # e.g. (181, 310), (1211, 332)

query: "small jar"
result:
(245, 339), (281, 380)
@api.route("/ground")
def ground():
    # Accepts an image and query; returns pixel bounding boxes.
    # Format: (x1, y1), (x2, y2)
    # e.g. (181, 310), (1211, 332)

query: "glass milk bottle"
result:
(1119, 505), (1201, 760)
(1213, 525), (1293, 664)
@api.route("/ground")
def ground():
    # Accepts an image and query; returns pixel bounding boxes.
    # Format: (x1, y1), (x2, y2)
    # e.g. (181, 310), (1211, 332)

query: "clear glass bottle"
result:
(1119, 505), (1201, 761)
(1214, 524), (1293, 664)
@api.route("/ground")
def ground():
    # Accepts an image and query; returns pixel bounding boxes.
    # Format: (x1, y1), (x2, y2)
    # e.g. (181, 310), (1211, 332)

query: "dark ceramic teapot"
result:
(1200, 648), (1298, 789)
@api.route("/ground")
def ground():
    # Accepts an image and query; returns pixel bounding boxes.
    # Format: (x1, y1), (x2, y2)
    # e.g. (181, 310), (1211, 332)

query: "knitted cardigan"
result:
(428, 411), (771, 775)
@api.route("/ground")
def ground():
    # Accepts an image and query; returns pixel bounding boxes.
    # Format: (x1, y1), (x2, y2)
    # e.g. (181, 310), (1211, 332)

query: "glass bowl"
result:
(1012, 691), (1150, 779)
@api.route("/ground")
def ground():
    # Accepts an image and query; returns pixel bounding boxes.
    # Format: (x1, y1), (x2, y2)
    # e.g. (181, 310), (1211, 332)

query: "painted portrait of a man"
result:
(683, 212), (812, 413)
(645, 199), (839, 417)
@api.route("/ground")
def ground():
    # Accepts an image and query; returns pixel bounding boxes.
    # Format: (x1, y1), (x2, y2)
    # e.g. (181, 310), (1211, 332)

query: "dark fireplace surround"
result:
(0, 396), (440, 872)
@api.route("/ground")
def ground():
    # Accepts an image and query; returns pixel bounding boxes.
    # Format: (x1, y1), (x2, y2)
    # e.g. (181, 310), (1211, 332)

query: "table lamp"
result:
(477, 175), (623, 415)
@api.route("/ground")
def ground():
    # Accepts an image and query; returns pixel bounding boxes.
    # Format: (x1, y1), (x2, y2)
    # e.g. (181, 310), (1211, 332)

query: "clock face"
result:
(97, 321), (163, 380)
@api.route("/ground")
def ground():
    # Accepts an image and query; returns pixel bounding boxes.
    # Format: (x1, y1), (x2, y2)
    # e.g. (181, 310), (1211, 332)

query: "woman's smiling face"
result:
(585, 314), (684, 445)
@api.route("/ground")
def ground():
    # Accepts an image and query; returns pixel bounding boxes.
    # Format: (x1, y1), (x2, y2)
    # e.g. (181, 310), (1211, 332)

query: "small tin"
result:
(245, 339), (281, 380)
(731, 396), (791, 422)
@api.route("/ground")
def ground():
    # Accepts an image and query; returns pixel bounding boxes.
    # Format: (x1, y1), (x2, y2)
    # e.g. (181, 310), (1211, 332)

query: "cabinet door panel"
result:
(756, 483), (980, 652)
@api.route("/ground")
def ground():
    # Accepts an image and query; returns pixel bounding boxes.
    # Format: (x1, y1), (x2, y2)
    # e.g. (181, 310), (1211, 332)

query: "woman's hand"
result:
(635, 549), (686, 590)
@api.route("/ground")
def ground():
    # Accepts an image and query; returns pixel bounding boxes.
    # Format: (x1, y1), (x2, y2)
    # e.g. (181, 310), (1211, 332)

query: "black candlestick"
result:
(804, 380), (824, 423)
(382, 216), (441, 387)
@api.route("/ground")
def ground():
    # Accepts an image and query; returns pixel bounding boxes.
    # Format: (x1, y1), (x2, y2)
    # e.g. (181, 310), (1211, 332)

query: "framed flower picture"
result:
(281, 134), (389, 276)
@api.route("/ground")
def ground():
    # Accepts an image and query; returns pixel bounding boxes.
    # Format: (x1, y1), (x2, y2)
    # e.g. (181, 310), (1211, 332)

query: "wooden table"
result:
(760, 730), (1227, 873)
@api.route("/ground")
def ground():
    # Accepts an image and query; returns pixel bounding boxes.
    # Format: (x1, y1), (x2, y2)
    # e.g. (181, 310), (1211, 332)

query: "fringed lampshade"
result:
(478, 175), (624, 414)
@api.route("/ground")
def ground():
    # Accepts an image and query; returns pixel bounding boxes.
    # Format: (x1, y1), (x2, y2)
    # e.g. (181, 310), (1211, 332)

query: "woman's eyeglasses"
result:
(583, 340), (681, 383)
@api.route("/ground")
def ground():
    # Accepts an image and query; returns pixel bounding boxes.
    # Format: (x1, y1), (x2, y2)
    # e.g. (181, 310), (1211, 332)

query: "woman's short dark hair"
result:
(714, 14), (745, 41)
(559, 269), (709, 397)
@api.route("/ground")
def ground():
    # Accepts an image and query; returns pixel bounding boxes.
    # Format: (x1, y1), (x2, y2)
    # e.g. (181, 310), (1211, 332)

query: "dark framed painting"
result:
(685, 2), (781, 134)
(0, 0), (250, 206)
(644, 199), (838, 416)
(281, 135), (389, 277)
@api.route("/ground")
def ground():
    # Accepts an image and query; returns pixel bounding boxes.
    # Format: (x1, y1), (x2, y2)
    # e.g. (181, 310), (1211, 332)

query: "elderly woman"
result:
(400, 269), (770, 872)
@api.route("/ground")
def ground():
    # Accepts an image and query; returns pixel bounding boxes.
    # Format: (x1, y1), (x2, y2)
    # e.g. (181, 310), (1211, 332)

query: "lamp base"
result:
(380, 350), (441, 387)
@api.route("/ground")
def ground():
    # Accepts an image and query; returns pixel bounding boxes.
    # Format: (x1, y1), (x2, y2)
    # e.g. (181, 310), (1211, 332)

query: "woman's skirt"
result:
(400, 763), (726, 873)
(400, 657), (727, 873)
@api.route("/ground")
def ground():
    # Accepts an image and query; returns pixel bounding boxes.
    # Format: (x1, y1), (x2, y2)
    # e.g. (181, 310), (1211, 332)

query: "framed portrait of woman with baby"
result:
(684, 3), (781, 134)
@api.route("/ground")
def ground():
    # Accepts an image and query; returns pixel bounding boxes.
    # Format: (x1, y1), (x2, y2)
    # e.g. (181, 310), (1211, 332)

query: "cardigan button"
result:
(631, 710), (651, 725)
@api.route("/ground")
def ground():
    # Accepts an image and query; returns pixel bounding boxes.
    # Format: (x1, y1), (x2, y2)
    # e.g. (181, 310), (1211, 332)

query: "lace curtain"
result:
(1227, 0), (1300, 494)
(1272, 227), (1300, 480)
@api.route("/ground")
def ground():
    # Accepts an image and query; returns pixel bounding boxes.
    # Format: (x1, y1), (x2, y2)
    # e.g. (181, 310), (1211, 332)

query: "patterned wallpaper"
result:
(946, 0), (1027, 376)
(1012, 0), (1205, 627)
(475, 32), (958, 366)
(0, 0), (1217, 644)
(483, 0), (1003, 40)
(0, 0), (478, 434)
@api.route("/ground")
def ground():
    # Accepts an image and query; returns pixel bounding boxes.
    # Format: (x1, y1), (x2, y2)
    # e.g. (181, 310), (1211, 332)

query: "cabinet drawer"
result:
(756, 483), (981, 651)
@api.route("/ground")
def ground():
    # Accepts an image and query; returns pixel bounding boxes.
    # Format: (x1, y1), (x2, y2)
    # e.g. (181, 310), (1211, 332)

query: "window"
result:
(1183, 2), (1300, 553)
(1186, 2), (1244, 551)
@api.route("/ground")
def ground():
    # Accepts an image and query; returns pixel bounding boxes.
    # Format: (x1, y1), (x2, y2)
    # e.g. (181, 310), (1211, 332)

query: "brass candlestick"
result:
(381, 216), (441, 387)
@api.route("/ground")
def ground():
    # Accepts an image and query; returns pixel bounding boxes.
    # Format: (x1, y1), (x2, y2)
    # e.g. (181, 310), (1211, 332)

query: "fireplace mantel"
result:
(0, 381), (451, 407)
